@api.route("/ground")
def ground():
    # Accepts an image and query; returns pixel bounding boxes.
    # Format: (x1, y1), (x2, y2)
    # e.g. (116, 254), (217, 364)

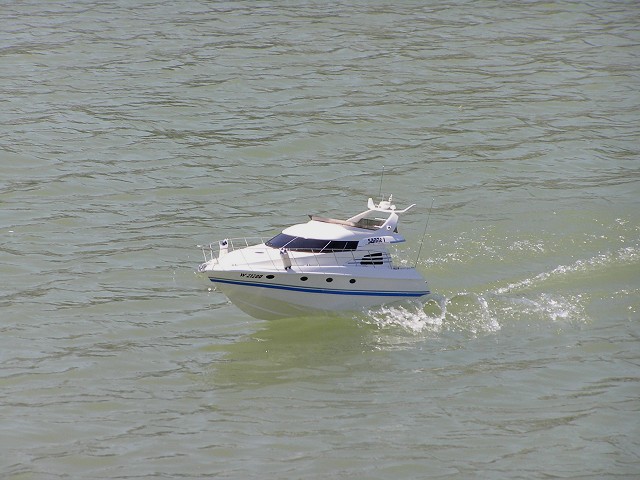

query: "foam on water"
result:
(361, 244), (640, 335)
(366, 209), (639, 336)
(363, 290), (584, 336)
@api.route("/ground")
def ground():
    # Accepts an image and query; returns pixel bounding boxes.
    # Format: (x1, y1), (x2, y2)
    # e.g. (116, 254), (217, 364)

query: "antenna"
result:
(378, 166), (385, 202)
(415, 198), (435, 267)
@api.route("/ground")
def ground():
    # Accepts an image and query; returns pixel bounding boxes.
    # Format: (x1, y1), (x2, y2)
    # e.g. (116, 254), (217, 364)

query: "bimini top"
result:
(265, 195), (416, 251)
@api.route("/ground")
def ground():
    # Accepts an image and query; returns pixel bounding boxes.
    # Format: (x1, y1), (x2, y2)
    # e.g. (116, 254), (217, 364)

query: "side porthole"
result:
(300, 276), (308, 281)
(266, 275), (274, 279)
(349, 279), (356, 284)
(326, 278), (333, 283)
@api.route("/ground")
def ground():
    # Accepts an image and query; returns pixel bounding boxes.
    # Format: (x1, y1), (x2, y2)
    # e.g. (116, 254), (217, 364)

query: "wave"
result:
(360, 245), (640, 335)
(492, 245), (639, 295)
(363, 291), (585, 336)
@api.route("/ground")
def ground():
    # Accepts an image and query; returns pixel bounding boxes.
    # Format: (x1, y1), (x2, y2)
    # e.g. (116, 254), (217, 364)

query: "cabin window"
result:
(266, 234), (358, 252)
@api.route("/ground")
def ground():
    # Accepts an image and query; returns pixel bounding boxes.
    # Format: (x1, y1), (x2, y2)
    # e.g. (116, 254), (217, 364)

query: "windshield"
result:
(266, 233), (358, 252)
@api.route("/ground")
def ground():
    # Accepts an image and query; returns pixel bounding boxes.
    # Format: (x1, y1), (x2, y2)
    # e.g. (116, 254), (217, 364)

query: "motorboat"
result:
(197, 195), (430, 319)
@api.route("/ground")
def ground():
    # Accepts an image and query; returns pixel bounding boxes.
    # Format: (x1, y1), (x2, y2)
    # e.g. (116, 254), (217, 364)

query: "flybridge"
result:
(285, 195), (416, 242)
(310, 195), (416, 231)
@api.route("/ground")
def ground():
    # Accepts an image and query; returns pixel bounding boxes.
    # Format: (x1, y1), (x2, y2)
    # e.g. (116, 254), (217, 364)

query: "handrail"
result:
(199, 237), (413, 270)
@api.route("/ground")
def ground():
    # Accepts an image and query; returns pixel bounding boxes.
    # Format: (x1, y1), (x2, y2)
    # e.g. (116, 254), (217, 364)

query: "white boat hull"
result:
(206, 269), (429, 320)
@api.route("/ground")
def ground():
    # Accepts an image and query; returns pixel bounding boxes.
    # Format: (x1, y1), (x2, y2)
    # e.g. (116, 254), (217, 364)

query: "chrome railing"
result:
(198, 237), (268, 263)
(198, 237), (411, 271)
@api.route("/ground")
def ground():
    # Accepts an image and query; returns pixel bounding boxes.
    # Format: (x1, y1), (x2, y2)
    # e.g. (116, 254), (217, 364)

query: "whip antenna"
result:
(415, 198), (435, 267)
(378, 166), (385, 202)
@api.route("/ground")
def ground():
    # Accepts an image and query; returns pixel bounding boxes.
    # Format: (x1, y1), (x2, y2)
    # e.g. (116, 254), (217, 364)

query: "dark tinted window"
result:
(360, 252), (384, 265)
(266, 233), (358, 252)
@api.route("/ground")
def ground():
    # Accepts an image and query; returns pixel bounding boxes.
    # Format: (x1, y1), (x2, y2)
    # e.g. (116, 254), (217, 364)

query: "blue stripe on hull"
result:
(209, 277), (429, 298)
